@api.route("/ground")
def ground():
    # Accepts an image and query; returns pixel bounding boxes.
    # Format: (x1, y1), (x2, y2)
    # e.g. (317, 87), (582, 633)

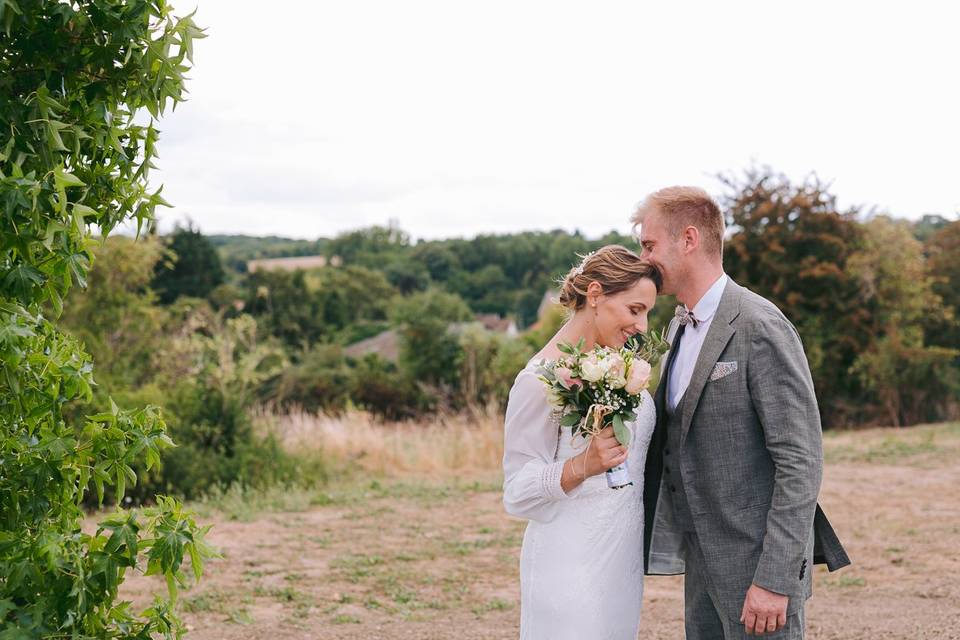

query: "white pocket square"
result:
(709, 361), (738, 381)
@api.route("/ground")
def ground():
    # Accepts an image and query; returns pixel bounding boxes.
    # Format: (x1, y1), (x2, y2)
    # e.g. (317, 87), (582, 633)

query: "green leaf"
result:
(560, 412), (581, 427)
(53, 166), (85, 189)
(2, 263), (45, 303)
(612, 414), (631, 446)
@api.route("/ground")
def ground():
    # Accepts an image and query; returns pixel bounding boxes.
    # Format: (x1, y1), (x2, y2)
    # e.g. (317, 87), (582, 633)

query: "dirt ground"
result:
(122, 423), (960, 639)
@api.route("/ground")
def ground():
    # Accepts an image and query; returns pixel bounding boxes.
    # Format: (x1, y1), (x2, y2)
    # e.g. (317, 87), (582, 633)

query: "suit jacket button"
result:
(665, 449), (671, 456)
(664, 466), (671, 474)
(670, 485), (677, 492)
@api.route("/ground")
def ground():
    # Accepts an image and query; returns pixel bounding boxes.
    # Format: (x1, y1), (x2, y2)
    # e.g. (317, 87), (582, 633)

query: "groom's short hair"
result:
(632, 186), (725, 259)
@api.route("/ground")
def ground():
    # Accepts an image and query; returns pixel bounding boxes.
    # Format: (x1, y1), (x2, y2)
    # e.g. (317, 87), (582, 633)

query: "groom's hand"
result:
(740, 584), (788, 636)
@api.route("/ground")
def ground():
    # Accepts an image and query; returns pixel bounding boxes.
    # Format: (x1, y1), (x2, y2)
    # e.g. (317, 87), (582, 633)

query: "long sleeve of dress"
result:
(502, 368), (571, 523)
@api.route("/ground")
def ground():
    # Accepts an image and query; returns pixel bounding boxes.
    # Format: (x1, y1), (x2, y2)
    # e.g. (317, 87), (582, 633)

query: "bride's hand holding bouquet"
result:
(537, 331), (668, 489)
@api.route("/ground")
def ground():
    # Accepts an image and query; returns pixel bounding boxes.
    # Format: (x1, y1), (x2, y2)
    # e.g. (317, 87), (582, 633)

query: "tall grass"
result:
(252, 405), (505, 477)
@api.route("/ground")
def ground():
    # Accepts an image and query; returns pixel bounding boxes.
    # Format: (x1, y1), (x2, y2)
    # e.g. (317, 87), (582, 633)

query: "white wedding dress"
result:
(502, 359), (656, 640)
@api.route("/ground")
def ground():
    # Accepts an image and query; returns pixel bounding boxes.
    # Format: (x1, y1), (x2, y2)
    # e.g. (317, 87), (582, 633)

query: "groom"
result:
(633, 187), (849, 638)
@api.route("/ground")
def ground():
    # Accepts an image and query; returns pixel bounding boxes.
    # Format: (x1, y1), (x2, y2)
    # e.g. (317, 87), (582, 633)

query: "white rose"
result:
(580, 355), (605, 383)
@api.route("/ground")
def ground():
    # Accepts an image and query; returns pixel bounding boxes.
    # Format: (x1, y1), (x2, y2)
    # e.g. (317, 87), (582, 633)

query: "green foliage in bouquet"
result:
(0, 1), (213, 636)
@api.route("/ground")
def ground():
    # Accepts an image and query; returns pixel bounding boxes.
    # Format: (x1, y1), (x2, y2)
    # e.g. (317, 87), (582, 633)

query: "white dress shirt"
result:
(667, 273), (729, 413)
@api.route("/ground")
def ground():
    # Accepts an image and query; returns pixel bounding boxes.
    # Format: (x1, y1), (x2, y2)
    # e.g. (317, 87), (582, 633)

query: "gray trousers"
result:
(684, 533), (805, 640)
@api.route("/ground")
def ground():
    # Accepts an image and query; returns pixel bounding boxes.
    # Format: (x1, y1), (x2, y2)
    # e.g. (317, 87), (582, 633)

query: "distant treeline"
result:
(60, 169), (959, 499)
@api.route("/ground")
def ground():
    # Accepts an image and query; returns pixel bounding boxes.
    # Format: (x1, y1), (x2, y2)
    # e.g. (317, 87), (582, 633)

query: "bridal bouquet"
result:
(537, 331), (669, 488)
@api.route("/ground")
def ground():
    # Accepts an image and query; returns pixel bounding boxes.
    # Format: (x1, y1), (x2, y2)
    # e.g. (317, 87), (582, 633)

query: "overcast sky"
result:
(143, 0), (959, 241)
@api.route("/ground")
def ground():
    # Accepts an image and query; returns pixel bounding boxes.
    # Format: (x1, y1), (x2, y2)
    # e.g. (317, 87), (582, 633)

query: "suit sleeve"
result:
(502, 369), (572, 522)
(747, 315), (823, 596)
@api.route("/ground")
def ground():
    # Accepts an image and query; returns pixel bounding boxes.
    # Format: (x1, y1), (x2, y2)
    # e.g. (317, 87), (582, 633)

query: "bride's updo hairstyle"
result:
(558, 245), (662, 312)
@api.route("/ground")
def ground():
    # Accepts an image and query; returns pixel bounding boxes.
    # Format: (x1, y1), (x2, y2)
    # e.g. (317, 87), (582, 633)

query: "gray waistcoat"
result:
(664, 396), (696, 531)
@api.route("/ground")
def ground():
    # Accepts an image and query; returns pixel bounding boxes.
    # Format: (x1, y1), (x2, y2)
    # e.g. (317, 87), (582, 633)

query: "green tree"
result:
(243, 269), (322, 349)
(151, 305), (310, 498)
(245, 265), (397, 349)
(348, 354), (427, 420)
(925, 220), (960, 350)
(390, 289), (472, 387)
(261, 343), (352, 414)
(326, 224), (410, 268)
(720, 169), (867, 425)
(912, 213), (952, 243)
(59, 235), (168, 388)
(0, 2), (211, 636)
(456, 324), (533, 408)
(847, 217), (959, 425)
(411, 243), (460, 281)
(152, 223), (226, 304)
(384, 257), (430, 294)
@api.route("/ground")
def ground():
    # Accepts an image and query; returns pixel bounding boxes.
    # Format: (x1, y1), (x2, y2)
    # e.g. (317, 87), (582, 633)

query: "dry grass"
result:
(252, 406), (505, 476)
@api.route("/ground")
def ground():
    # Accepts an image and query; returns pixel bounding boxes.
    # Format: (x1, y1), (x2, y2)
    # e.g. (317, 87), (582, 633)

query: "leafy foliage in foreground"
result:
(0, 1), (213, 636)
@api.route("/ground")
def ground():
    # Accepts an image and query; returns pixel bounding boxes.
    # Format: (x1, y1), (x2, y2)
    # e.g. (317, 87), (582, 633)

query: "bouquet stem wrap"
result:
(579, 403), (632, 489)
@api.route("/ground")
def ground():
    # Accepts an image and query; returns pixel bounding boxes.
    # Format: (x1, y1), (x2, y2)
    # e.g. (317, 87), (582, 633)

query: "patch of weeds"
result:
(440, 574), (472, 601)
(310, 492), (345, 507)
(330, 554), (385, 583)
(496, 533), (523, 548)
(332, 614), (362, 624)
(274, 515), (306, 529)
(826, 430), (943, 465)
(226, 606), (253, 625)
(838, 576), (866, 587)
(181, 590), (230, 614)
(194, 482), (320, 522)
(826, 575), (866, 588)
(343, 505), (396, 521)
(284, 572), (306, 582)
(443, 534), (517, 557)
(472, 598), (513, 616)
(444, 541), (475, 557)
(864, 436), (939, 462)
(254, 585), (313, 606)
(389, 586), (417, 605)
(273, 586), (305, 603)
(308, 535), (331, 547)
(356, 479), (500, 505)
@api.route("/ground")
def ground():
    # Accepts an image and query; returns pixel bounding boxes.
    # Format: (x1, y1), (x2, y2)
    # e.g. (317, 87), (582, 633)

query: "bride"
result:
(502, 245), (662, 640)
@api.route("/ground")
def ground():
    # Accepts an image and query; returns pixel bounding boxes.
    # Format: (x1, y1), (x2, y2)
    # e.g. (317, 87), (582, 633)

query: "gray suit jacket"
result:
(642, 278), (850, 619)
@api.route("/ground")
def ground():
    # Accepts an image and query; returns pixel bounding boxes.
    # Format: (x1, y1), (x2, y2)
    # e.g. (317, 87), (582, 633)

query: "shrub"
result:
(348, 354), (429, 421)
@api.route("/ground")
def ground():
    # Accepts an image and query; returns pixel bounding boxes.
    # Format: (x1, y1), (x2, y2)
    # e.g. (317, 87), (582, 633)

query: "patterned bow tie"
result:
(675, 305), (699, 328)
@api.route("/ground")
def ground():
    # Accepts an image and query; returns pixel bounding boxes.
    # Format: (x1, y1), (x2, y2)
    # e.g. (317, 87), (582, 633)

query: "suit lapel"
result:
(679, 279), (744, 445)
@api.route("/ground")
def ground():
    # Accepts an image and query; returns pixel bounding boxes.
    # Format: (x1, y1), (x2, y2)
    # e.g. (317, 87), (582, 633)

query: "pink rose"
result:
(625, 359), (652, 395)
(555, 366), (582, 390)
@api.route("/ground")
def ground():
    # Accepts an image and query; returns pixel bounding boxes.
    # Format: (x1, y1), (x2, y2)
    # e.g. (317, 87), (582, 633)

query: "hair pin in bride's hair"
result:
(574, 250), (596, 276)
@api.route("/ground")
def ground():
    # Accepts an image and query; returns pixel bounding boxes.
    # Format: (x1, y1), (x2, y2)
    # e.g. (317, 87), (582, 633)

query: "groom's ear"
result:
(681, 224), (701, 255)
